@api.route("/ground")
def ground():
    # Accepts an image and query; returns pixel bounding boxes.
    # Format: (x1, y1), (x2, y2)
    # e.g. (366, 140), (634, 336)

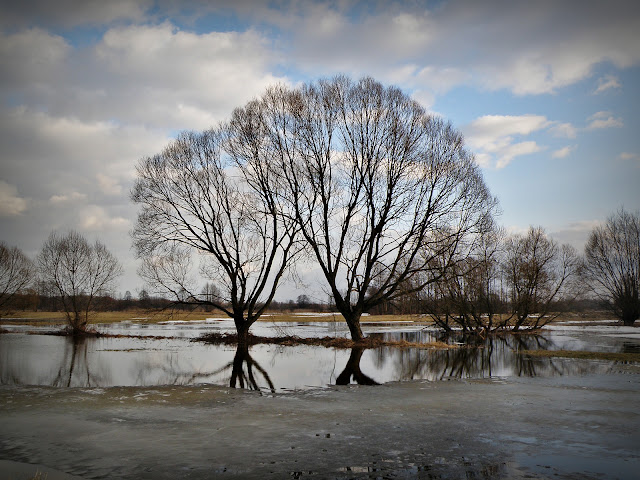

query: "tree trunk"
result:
(344, 312), (364, 341)
(234, 316), (251, 345)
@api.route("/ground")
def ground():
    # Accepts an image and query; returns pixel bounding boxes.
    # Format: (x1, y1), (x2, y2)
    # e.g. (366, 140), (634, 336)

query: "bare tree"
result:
(37, 231), (122, 334)
(0, 242), (35, 315)
(131, 128), (300, 343)
(582, 209), (640, 326)
(429, 227), (507, 335)
(502, 227), (579, 331)
(230, 76), (497, 340)
(430, 226), (579, 334)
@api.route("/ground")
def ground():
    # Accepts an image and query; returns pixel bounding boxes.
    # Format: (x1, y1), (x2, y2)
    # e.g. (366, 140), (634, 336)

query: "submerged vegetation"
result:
(196, 331), (452, 350)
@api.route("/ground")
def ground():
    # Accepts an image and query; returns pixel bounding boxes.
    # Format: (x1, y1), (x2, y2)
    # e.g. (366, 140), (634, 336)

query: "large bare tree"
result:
(230, 76), (497, 340)
(37, 231), (122, 334)
(582, 209), (640, 326)
(0, 242), (35, 315)
(131, 128), (299, 343)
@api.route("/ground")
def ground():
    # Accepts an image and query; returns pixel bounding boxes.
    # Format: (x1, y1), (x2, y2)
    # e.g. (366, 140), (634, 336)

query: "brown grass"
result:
(0, 309), (213, 325)
(0, 310), (434, 326)
(196, 332), (452, 350)
(521, 349), (640, 363)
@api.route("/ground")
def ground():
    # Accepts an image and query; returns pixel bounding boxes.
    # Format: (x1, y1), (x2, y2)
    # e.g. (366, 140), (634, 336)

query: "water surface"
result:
(2, 320), (637, 391)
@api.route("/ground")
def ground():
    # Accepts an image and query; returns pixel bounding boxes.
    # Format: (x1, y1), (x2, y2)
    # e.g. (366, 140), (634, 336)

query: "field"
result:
(0, 310), (433, 326)
(0, 309), (618, 327)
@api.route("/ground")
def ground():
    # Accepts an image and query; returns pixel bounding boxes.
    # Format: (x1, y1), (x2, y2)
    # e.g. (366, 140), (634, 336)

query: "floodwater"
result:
(1, 320), (639, 479)
(2, 320), (639, 390)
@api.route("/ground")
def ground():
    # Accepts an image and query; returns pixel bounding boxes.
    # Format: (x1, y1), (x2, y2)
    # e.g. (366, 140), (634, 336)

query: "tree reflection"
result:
(372, 333), (600, 381)
(229, 343), (275, 392)
(141, 343), (276, 392)
(335, 347), (379, 385)
(50, 336), (101, 387)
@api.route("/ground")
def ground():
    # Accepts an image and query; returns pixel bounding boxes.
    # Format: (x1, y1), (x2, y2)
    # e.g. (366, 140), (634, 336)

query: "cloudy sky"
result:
(1, 0), (639, 299)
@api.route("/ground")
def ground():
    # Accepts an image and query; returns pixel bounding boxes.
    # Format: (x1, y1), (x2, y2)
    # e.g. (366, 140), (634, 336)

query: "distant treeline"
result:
(1, 287), (605, 317)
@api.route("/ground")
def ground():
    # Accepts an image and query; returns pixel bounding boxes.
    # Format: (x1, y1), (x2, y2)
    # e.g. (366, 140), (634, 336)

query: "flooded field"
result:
(1, 320), (639, 478)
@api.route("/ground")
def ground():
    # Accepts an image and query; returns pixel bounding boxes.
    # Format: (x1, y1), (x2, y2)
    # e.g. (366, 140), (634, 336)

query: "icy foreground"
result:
(1, 368), (639, 479)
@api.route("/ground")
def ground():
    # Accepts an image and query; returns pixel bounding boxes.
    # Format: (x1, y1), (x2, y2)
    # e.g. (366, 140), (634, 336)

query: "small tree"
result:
(502, 227), (579, 331)
(430, 226), (579, 334)
(37, 231), (123, 334)
(0, 242), (35, 315)
(582, 209), (640, 326)
(429, 227), (507, 334)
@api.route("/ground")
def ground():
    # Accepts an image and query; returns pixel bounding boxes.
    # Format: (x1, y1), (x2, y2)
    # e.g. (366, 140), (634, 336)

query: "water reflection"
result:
(52, 336), (92, 387)
(1, 323), (634, 390)
(372, 332), (609, 380)
(335, 347), (379, 385)
(230, 344), (275, 392)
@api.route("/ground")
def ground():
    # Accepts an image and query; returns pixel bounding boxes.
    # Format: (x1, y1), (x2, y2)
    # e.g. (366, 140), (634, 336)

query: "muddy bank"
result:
(1, 367), (639, 479)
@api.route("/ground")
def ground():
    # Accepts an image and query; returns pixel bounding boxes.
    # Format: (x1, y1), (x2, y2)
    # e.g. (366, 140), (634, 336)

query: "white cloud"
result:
(473, 153), (492, 169)
(594, 74), (622, 94)
(1, 23), (285, 131)
(619, 152), (640, 162)
(0, 107), (166, 194)
(263, 1), (640, 97)
(0, 28), (70, 88)
(550, 122), (578, 139)
(550, 220), (602, 250)
(463, 114), (548, 168)
(415, 66), (470, 94)
(96, 173), (123, 196)
(80, 205), (130, 231)
(49, 192), (88, 204)
(551, 145), (575, 159)
(586, 111), (624, 130)
(0, 0), (151, 28)
(465, 115), (550, 148)
(410, 89), (435, 111)
(0, 180), (29, 216)
(495, 141), (542, 169)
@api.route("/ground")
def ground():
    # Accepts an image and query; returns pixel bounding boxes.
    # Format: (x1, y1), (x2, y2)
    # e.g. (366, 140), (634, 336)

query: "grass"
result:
(0, 310), (621, 332)
(196, 332), (452, 350)
(0, 310), (434, 326)
(0, 309), (215, 325)
(521, 349), (640, 363)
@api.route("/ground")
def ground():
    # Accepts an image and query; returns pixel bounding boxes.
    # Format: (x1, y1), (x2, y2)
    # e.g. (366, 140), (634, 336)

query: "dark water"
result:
(1, 321), (638, 391)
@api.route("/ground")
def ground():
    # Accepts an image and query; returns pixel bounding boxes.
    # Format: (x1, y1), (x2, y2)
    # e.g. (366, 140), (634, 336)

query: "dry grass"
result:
(0, 309), (213, 325)
(260, 312), (432, 324)
(1, 309), (621, 331)
(0, 310), (433, 326)
(196, 332), (452, 350)
(521, 349), (640, 363)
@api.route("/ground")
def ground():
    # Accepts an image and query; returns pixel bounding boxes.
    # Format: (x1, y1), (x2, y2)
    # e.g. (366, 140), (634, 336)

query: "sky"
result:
(1, 0), (639, 300)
